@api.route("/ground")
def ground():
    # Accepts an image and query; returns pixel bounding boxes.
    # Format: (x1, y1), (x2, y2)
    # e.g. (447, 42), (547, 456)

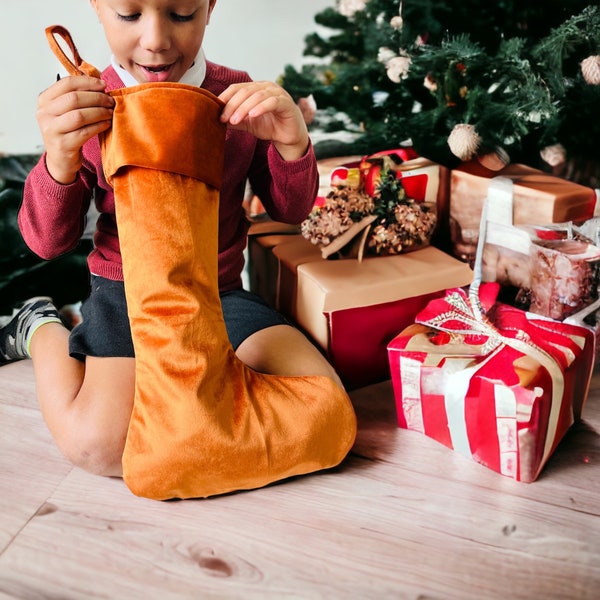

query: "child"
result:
(1, 0), (344, 477)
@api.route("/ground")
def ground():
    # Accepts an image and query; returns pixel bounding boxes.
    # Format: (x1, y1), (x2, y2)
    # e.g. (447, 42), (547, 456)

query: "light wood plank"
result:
(353, 380), (600, 514)
(0, 362), (73, 552)
(0, 360), (598, 599)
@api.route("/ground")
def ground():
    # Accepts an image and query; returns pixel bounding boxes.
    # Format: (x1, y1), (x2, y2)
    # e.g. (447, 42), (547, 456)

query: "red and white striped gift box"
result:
(387, 284), (594, 482)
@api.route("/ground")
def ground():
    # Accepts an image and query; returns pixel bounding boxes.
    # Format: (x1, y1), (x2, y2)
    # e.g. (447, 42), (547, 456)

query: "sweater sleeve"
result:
(248, 139), (319, 224)
(19, 153), (95, 260)
(202, 60), (319, 225)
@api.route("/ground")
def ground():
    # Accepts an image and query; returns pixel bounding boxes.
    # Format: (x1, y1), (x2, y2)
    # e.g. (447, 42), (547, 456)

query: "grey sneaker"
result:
(0, 297), (62, 365)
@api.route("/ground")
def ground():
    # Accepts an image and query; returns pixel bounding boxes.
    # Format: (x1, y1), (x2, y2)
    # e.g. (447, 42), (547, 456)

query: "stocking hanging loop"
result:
(45, 25), (102, 79)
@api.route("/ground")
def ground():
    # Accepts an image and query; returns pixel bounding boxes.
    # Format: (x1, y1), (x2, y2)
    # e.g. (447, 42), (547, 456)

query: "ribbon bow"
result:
(414, 283), (567, 479)
(415, 283), (505, 354)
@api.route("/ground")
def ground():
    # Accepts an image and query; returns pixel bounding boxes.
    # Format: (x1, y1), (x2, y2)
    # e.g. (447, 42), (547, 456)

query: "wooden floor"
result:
(0, 359), (598, 600)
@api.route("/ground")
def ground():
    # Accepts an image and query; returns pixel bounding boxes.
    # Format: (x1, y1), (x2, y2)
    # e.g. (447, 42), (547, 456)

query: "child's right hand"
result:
(37, 76), (114, 184)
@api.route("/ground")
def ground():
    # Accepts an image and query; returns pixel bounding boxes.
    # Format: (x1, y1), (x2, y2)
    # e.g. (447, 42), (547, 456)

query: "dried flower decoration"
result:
(302, 158), (436, 258)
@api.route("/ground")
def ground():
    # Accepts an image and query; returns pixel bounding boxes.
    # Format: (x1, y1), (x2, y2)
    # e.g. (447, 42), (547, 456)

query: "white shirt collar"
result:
(111, 48), (207, 88)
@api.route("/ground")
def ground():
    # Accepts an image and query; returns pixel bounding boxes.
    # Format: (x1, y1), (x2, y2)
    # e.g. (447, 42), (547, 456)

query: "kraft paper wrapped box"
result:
(450, 161), (597, 263)
(246, 220), (301, 308)
(272, 235), (323, 317)
(474, 176), (600, 322)
(274, 239), (473, 389)
(387, 285), (595, 482)
(247, 151), (448, 305)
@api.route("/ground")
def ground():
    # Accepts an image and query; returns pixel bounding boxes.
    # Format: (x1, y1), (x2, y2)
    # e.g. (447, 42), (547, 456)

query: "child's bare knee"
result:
(60, 427), (125, 476)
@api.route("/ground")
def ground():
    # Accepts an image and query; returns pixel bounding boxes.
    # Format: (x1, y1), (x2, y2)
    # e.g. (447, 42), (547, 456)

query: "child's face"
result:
(90, 0), (217, 84)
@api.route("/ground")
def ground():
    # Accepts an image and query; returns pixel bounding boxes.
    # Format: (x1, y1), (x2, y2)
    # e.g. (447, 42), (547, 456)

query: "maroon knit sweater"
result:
(20, 61), (319, 292)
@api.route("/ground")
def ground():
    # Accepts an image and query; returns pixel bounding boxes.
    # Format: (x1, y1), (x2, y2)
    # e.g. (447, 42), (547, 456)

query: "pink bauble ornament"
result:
(297, 95), (317, 125)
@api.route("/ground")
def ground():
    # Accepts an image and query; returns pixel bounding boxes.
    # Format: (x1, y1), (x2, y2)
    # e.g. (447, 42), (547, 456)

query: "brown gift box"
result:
(274, 241), (473, 389)
(272, 235), (323, 316)
(450, 161), (596, 262)
(246, 221), (301, 307)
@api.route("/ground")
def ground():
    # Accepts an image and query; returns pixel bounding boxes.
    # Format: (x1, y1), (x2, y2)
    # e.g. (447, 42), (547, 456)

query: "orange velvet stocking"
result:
(47, 26), (357, 500)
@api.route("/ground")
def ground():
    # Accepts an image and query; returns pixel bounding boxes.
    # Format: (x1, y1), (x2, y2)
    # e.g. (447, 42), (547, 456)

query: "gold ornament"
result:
(448, 123), (481, 161)
(581, 55), (600, 85)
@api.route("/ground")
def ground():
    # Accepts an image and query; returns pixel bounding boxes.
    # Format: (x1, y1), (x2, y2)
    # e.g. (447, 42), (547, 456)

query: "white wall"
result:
(0, 0), (332, 155)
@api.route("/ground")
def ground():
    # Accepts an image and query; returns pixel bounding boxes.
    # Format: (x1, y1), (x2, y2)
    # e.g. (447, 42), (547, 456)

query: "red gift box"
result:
(316, 151), (444, 207)
(324, 148), (420, 195)
(274, 241), (473, 389)
(387, 284), (594, 482)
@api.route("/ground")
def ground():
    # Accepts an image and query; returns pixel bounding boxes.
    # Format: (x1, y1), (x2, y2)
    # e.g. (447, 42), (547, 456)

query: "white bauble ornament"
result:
(448, 124), (481, 161)
(540, 143), (567, 167)
(581, 55), (600, 85)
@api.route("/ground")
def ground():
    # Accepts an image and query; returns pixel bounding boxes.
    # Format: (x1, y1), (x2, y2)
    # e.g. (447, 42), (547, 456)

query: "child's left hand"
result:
(218, 81), (309, 161)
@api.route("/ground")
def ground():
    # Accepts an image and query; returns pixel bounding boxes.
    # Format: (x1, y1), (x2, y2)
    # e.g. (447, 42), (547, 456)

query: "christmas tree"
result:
(281, 1), (600, 186)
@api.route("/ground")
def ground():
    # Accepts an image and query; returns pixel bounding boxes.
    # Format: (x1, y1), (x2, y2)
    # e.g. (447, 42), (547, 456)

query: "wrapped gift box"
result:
(387, 286), (595, 482)
(246, 221), (301, 307)
(272, 235), (323, 316)
(316, 153), (452, 253)
(275, 241), (473, 389)
(361, 154), (441, 203)
(479, 219), (600, 316)
(450, 161), (597, 262)
(316, 154), (363, 198)
(474, 176), (600, 321)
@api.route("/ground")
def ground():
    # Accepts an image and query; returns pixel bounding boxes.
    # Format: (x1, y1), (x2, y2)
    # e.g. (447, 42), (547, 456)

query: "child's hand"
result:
(218, 81), (309, 161)
(37, 76), (115, 184)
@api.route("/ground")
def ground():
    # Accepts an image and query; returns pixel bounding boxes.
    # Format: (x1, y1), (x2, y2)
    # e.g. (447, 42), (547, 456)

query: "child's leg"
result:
(219, 290), (344, 387)
(30, 323), (134, 477)
(236, 324), (344, 388)
(30, 320), (334, 478)
(31, 324), (135, 476)
(1, 299), (134, 476)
